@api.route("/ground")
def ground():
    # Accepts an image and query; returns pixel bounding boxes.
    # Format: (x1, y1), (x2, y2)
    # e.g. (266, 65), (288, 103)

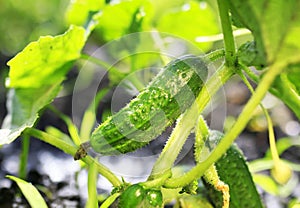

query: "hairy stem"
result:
(163, 61), (285, 188)
(149, 64), (234, 179)
(217, 0), (236, 67)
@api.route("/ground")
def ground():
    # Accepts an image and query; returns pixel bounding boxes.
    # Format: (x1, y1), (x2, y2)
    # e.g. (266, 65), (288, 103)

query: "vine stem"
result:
(217, 0), (236, 67)
(163, 60), (286, 188)
(19, 134), (30, 179)
(237, 65), (280, 163)
(149, 63), (234, 179)
(25, 128), (122, 187)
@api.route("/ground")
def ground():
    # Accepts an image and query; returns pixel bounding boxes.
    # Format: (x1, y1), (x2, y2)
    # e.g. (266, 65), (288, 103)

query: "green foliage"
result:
(0, 84), (61, 145)
(0, 0), (299, 207)
(156, 1), (219, 51)
(0, 0), (68, 55)
(7, 175), (48, 208)
(7, 25), (85, 88)
(230, 0), (300, 65)
(232, 0), (300, 119)
(66, 0), (105, 26)
(0, 26), (86, 145)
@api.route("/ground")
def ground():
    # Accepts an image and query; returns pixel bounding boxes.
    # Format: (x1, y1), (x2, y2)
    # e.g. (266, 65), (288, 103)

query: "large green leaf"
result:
(231, 0), (300, 118)
(272, 65), (300, 119)
(94, 0), (151, 41)
(65, 0), (105, 26)
(231, 0), (300, 65)
(0, 84), (61, 145)
(156, 1), (219, 51)
(7, 25), (85, 88)
(0, 25), (86, 145)
(7, 175), (48, 208)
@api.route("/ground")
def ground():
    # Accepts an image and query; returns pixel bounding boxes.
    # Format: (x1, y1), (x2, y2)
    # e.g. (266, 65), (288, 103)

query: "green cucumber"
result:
(203, 131), (264, 208)
(118, 184), (163, 208)
(145, 189), (163, 207)
(118, 184), (146, 208)
(90, 55), (208, 155)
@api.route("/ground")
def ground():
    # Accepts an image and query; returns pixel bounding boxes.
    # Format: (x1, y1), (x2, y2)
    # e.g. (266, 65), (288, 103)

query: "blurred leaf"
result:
(231, 0), (300, 66)
(45, 126), (73, 145)
(95, 0), (151, 41)
(252, 174), (279, 195)
(271, 65), (300, 119)
(231, 0), (300, 118)
(265, 137), (300, 158)
(178, 195), (214, 208)
(0, 0), (67, 55)
(156, 1), (219, 51)
(65, 0), (105, 26)
(0, 83), (61, 145)
(7, 175), (48, 208)
(7, 25), (85, 88)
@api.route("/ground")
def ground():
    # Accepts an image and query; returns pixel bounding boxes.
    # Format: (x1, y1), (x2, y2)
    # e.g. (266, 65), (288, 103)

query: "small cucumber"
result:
(118, 184), (163, 208)
(118, 184), (146, 208)
(145, 189), (163, 207)
(203, 131), (264, 208)
(90, 55), (208, 155)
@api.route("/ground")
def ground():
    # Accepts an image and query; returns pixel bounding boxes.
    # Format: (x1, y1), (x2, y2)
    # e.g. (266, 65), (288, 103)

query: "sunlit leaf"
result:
(231, 0), (300, 118)
(272, 65), (300, 119)
(156, 1), (219, 51)
(95, 0), (151, 41)
(65, 0), (105, 26)
(7, 25), (86, 88)
(0, 25), (86, 145)
(0, 83), (61, 145)
(231, 0), (300, 66)
(252, 174), (279, 195)
(178, 195), (214, 208)
(7, 175), (48, 208)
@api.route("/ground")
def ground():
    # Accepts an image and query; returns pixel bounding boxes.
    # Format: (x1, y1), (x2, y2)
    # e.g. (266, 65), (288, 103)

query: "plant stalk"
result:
(217, 0), (236, 67)
(163, 61), (286, 188)
(25, 128), (122, 187)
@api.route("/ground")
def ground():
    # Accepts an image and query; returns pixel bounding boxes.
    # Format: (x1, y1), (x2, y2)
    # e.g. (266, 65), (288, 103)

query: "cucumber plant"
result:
(75, 55), (208, 158)
(1, 0), (300, 208)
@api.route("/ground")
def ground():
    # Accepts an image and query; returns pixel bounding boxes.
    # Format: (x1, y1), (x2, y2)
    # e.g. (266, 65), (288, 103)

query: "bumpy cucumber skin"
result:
(90, 55), (208, 155)
(203, 131), (264, 208)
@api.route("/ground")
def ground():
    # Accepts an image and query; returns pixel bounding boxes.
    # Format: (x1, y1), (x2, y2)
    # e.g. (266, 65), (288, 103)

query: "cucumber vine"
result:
(1, 0), (299, 207)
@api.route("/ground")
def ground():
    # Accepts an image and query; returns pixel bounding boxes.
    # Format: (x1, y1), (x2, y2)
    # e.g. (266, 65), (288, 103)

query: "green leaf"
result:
(265, 137), (300, 158)
(7, 25), (86, 88)
(231, 0), (300, 117)
(271, 65), (300, 119)
(6, 175), (48, 208)
(252, 174), (279, 195)
(0, 83), (61, 145)
(1, 25), (86, 145)
(156, 1), (219, 51)
(230, 0), (300, 65)
(95, 0), (151, 41)
(66, 0), (105, 26)
(178, 195), (214, 208)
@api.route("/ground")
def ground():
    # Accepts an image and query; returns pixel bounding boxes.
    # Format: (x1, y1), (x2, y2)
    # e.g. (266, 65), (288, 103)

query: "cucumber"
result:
(90, 55), (208, 155)
(203, 131), (264, 208)
(118, 184), (163, 208)
(118, 184), (146, 208)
